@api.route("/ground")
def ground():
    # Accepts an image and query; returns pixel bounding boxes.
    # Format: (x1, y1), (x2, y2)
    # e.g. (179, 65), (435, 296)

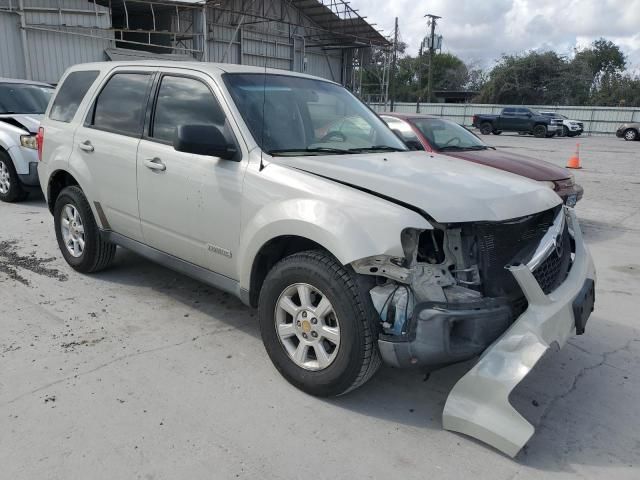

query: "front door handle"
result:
(79, 140), (94, 152)
(144, 157), (166, 172)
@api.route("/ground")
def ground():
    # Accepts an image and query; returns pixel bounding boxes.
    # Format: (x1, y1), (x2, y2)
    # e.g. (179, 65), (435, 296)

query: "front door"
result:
(136, 72), (246, 278)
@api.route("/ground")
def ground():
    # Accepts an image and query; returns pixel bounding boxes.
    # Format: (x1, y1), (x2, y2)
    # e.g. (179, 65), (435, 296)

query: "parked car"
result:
(0, 78), (54, 202)
(380, 113), (583, 206)
(472, 107), (561, 138)
(38, 62), (595, 457)
(616, 122), (640, 141)
(539, 111), (584, 137)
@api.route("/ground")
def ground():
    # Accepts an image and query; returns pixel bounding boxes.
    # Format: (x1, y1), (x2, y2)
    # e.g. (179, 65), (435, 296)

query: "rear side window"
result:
(151, 75), (226, 143)
(89, 73), (152, 136)
(49, 70), (99, 122)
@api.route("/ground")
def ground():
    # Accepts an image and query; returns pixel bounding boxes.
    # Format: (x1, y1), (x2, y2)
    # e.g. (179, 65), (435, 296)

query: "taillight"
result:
(36, 127), (44, 161)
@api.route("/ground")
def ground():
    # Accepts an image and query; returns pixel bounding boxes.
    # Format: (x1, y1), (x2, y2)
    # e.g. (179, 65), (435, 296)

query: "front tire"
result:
(54, 186), (116, 273)
(624, 129), (638, 141)
(479, 123), (493, 135)
(258, 250), (381, 397)
(0, 152), (28, 203)
(562, 126), (570, 137)
(533, 124), (547, 138)
(492, 130), (502, 135)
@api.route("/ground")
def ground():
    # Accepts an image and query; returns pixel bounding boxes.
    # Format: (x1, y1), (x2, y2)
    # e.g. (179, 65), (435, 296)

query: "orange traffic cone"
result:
(567, 143), (582, 169)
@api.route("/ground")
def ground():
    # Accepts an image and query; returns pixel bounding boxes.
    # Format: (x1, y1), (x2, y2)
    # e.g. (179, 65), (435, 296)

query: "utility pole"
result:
(425, 13), (441, 104)
(389, 17), (398, 112)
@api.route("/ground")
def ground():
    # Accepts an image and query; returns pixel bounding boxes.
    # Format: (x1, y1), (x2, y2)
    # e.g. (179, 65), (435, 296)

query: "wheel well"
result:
(47, 170), (79, 213)
(249, 235), (326, 308)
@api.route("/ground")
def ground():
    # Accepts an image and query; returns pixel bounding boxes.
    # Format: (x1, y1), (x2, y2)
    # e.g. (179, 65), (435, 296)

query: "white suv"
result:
(0, 78), (54, 202)
(38, 62), (596, 456)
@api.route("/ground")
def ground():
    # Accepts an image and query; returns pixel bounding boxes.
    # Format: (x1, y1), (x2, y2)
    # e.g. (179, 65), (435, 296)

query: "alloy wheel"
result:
(0, 160), (10, 195)
(60, 204), (85, 258)
(274, 283), (341, 371)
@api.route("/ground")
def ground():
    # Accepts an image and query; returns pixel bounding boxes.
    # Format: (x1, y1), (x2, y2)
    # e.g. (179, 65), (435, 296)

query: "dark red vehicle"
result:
(380, 113), (583, 206)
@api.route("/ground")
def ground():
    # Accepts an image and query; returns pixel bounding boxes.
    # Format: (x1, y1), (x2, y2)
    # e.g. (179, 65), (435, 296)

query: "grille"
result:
(472, 207), (561, 298)
(532, 222), (572, 294)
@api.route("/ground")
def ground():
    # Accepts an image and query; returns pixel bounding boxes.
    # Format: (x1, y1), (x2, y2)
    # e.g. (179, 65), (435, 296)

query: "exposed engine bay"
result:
(352, 205), (573, 368)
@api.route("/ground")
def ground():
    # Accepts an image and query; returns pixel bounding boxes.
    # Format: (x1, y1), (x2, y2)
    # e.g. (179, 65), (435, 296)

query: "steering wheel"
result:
(443, 136), (461, 147)
(319, 131), (347, 143)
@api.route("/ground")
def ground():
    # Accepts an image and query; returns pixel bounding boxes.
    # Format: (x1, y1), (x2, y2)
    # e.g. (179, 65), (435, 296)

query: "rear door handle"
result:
(79, 140), (94, 152)
(144, 157), (166, 172)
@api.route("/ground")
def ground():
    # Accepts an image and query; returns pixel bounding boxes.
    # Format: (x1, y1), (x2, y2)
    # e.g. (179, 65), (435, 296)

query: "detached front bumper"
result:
(442, 209), (595, 456)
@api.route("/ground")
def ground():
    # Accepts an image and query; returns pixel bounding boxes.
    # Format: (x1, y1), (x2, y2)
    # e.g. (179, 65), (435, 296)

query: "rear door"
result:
(73, 69), (155, 241)
(136, 71), (245, 277)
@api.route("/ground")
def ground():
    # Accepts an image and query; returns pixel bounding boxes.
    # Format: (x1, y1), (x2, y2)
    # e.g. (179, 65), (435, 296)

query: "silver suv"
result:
(38, 62), (596, 456)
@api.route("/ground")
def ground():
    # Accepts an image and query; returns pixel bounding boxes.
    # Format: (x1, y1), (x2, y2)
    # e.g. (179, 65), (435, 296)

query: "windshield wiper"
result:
(347, 145), (405, 153)
(269, 147), (351, 156)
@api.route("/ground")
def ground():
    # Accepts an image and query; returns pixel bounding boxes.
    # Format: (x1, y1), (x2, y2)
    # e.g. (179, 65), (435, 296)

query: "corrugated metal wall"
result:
(0, 0), (113, 83)
(0, 11), (26, 78)
(369, 102), (640, 135)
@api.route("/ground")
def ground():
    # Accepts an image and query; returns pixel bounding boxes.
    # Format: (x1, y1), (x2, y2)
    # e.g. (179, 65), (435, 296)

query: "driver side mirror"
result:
(173, 124), (238, 160)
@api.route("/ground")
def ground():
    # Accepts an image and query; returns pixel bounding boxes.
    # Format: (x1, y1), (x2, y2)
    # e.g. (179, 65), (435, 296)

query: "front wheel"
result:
(0, 152), (28, 203)
(533, 124), (548, 138)
(54, 186), (116, 273)
(492, 130), (502, 135)
(479, 123), (493, 135)
(624, 129), (638, 141)
(258, 250), (381, 397)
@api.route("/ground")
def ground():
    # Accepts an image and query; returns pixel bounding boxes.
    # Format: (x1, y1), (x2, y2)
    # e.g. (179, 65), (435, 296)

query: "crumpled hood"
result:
(443, 148), (570, 182)
(0, 114), (43, 134)
(269, 151), (561, 223)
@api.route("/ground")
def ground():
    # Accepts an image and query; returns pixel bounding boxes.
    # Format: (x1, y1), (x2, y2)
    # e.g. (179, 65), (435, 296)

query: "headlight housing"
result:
(20, 134), (37, 150)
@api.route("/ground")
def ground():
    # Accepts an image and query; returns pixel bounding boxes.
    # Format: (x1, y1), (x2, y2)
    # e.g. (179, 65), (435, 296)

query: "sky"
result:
(348, 0), (640, 72)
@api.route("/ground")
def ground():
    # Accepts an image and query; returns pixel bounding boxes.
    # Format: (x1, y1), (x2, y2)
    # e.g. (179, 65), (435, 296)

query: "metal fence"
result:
(368, 102), (640, 136)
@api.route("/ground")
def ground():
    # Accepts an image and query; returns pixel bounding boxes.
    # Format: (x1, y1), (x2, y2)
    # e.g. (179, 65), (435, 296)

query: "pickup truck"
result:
(472, 107), (561, 138)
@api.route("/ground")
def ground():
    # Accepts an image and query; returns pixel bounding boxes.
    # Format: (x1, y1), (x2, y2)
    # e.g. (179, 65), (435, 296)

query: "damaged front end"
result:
(352, 206), (596, 456)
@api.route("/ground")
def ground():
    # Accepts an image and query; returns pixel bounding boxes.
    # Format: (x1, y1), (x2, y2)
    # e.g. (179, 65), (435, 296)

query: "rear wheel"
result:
(54, 186), (116, 273)
(479, 123), (493, 135)
(492, 130), (502, 135)
(258, 250), (381, 397)
(624, 129), (638, 141)
(0, 152), (28, 203)
(533, 124), (547, 138)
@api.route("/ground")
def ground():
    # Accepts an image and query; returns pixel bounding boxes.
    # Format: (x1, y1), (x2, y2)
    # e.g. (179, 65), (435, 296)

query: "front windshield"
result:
(0, 83), (53, 114)
(411, 118), (488, 151)
(223, 73), (407, 156)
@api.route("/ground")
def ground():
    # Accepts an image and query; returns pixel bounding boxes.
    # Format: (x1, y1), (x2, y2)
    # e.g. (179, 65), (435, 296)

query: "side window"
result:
(516, 108), (530, 116)
(151, 75), (227, 143)
(49, 70), (99, 123)
(90, 73), (152, 136)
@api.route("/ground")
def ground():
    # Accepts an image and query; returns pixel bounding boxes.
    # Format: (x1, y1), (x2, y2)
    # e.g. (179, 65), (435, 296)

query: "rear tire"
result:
(479, 123), (493, 135)
(258, 250), (381, 397)
(624, 129), (638, 141)
(492, 130), (502, 135)
(0, 152), (28, 203)
(54, 186), (116, 273)
(533, 124), (547, 138)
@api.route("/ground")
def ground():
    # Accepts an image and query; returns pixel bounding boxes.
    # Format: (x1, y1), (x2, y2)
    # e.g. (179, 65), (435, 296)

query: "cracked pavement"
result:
(1, 135), (639, 479)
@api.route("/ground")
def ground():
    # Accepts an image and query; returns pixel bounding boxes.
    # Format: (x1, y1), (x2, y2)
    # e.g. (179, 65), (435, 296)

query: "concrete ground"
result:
(1, 134), (639, 479)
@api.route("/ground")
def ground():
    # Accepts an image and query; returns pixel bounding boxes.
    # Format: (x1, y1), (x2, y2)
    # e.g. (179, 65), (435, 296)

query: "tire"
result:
(623, 129), (638, 141)
(533, 124), (547, 138)
(479, 123), (493, 135)
(0, 151), (29, 203)
(562, 126), (569, 137)
(53, 186), (116, 273)
(258, 250), (381, 397)
(492, 130), (502, 135)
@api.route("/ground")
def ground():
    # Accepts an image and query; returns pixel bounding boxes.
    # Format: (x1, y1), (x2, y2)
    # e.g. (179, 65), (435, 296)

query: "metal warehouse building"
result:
(0, 0), (389, 97)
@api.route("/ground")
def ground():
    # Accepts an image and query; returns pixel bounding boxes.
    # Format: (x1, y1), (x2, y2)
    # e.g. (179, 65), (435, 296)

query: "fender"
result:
(237, 163), (431, 290)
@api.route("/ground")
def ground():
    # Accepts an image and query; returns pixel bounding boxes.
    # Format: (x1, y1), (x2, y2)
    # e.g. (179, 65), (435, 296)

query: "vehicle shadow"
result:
(86, 244), (640, 474)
